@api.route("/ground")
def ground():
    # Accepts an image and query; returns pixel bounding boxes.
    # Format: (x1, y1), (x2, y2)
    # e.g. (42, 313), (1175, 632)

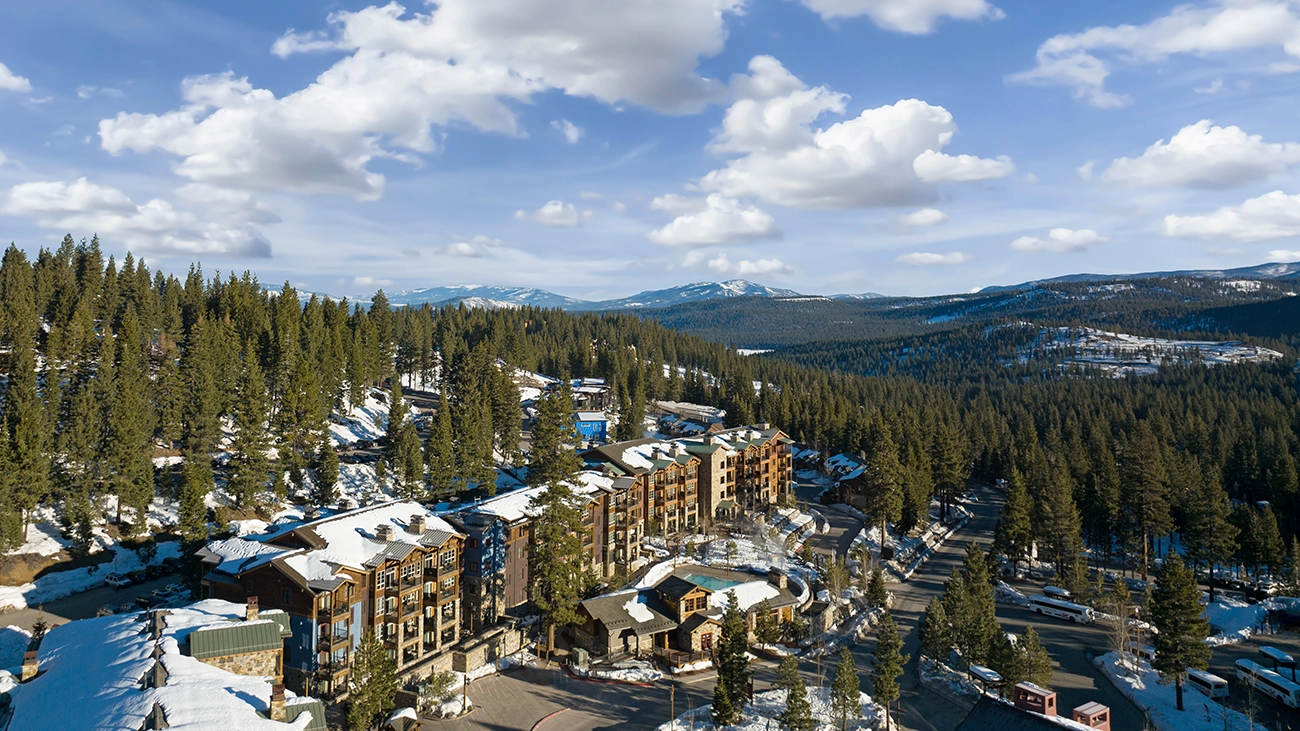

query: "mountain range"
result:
(383, 279), (868, 310)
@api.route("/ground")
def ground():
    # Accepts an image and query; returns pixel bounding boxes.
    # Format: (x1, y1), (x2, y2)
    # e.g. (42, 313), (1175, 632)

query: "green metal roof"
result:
(189, 620), (285, 660)
(285, 699), (327, 731)
(260, 610), (293, 638)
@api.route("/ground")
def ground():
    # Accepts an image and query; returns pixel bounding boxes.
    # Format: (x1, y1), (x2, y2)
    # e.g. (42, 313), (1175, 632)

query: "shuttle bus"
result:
(1027, 594), (1095, 624)
(1186, 669), (1229, 699)
(1236, 659), (1300, 708)
(1122, 641), (1156, 663)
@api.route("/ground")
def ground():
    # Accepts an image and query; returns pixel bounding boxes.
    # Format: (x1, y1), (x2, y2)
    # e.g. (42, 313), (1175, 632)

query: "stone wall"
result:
(198, 649), (281, 679)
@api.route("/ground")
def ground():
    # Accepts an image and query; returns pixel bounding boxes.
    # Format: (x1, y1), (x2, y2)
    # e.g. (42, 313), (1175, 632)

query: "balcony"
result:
(315, 661), (348, 679)
(439, 588), (456, 601)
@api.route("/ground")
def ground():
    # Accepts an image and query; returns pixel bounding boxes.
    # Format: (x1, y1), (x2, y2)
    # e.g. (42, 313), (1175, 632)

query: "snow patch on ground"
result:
(572, 658), (664, 683)
(1095, 651), (1255, 731)
(9, 521), (74, 558)
(669, 658), (714, 675)
(656, 687), (884, 731)
(919, 658), (981, 699)
(995, 581), (1030, 606)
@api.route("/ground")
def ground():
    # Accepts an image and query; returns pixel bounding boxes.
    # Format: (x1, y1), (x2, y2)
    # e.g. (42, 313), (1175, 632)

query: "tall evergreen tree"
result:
(831, 647), (861, 731)
(107, 309), (156, 533)
(993, 469), (1034, 576)
(1182, 467), (1238, 601)
(1020, 626), (1053, 687)
(775, 654), (814, 731)
(1037, 462), (1084, 578)
(1149, 552), (1211, 711)
(425, 397), (456, 497)
(930, 417), (966, 521)
(528, 382), (583, 487)
(919, 597), (953, 661)
(1121, 422), (1173, 580)
(862, 418), (903, 558)
(527, 480), (589, 660)
(227, 346), (271, 509)
(314, 438), (339, 507)
(178, 448), (211, 542)
(713, 591), (750, 726)
(870, 610), (908, 731)
(348, 628), (398, 731)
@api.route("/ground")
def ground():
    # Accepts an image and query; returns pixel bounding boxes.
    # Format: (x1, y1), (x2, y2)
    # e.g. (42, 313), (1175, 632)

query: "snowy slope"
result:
(590, 280), (802, 310)
(386, 285), (585, 309)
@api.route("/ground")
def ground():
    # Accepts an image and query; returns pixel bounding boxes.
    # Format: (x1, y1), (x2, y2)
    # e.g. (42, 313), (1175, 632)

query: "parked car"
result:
(160, 557), (180, 574)
(115, 604), (136, 614)
(104, 573), (132, 588)
(127, 570), (148, 584)
(134, 596), (158, 609)
(144, 564), (167, 579)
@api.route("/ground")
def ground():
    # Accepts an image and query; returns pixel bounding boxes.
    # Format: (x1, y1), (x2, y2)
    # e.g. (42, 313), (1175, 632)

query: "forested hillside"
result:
(636, 277), (1300, 348)
(1, 235), (1298, 590)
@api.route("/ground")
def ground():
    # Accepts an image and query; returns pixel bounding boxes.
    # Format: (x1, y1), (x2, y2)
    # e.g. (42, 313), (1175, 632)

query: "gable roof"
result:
(657, 575), (709, 600)
(189, 620), (286, 660)
(579, 590), (677, 635)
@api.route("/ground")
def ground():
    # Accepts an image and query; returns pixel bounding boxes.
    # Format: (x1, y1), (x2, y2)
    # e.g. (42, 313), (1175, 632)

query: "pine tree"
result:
(862, 418), (903, 559)
(1121, 422), (1172, 580)
(228, 346), (271, 509)
(992, 469), (1033, 576)
(943, 567), (999, 665)
(1284, 538), (1300, 598)
(831, 646), (861, 731)
(348, 628), (398, 731)
(710, 676), (738, 728)
(1020, 626), (1053, 687)
(775, 654), (814, 731)
(870, 610), (908, 731)
(1037, 462), (1084, 579)
(1256, 506), (1285, 578)
(426, 398), (456, 498)
(713, 591), (750, 725)
(528, 382), (583, 487)
(989, 631), (1025, 696)
(315, 438), (339, 507)
(107, 309), (155, 533)
(867, 567), (888, 608)
(962, 541), (994, 588)
(178, 448), (211, 542)
(754, 598), (781, 646)
(919, 597), (952, 661)
(528, 480), (589, 660)
(1148, 551), (1211, 711)
(1182, 468), (1237, 602)
(930, 417), (966, 521)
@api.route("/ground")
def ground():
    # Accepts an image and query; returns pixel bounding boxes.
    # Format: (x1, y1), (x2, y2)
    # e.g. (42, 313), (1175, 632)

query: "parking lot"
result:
(1206, 630), (1300, 728)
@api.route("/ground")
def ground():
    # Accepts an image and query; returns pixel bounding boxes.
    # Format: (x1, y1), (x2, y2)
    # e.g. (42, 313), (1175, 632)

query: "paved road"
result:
(0, 574), (179, 630)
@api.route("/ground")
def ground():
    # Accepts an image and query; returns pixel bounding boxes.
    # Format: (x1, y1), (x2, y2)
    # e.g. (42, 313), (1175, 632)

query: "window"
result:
(282, 588), (291, 605)
(376, 597), (384, 615)
(467, 538), (479, 548)
(440, 549), (456, 567)
(401, 563), (418, 582)
(319, 595), (331, 610)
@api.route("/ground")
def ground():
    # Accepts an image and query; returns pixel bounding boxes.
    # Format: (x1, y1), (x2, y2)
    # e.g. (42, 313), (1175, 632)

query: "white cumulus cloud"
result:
(896, 251), (969, 265)
(698, 56), (1013, 209)
(1100, 120), (1300, 188)
(0, 62), (31, 93)
(798, 0), (1002, 34)
(551, 118), (584, 144)
(1011, 1), (1300, 108)
(1163, 190), (1300, 242)
(683, 251), (792, 275)
(0, 177), (273, 257)
(646, 194), (782, 246)
(100, 0), (744, 199)
(1010, 228), (1108, 253)
(1268, 249), (1300, 262)
(515, 200), (584, 227)
(897, 208), (949, 228)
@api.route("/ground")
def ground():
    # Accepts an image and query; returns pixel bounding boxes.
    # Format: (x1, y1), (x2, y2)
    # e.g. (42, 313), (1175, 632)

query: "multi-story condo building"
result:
(447, 471), (644, 633)
(583, 439), (701, 536)
(198, 501), (464, 698)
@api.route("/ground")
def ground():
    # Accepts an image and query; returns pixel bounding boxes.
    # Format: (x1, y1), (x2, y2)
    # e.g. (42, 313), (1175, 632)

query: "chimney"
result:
(409, 514), (426, 535)
(767, 568), (788, 590)
(143, 658), (168, 689)
(148, 700), (170, 730)
(245, 596), (259, 622)
(269, 683), (286, 721)
(1072, 702), (1110, 731)
(151, 610), (171, 640)
(376, 524), (394, 542)
(1013, 682), (1057, 717)
(20, 650), (37, 681)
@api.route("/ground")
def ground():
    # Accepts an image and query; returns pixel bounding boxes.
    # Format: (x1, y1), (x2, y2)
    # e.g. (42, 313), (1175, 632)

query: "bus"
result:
(1122, 641), (1156, 663)
(1236, 659), (1300, 708)
(1042, 586), (1073, 601)
(1186, 669), (1229, 699)
(1028, 595), (1095, 623)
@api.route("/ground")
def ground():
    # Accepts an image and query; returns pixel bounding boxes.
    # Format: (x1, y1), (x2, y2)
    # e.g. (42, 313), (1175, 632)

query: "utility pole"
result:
(670, 685), (674, 727)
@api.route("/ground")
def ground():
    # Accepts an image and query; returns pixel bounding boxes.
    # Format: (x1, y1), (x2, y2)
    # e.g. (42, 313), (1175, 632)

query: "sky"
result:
(4, 0), (1300, 300)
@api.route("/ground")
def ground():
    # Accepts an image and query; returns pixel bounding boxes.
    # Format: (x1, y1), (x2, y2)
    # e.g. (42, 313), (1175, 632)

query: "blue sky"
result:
(4, 0), (1300, 299)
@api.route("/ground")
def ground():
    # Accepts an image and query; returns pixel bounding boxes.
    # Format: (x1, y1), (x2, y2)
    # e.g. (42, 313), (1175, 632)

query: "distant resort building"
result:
(572, 411), (609, 445)
(3, 599), (324, 731)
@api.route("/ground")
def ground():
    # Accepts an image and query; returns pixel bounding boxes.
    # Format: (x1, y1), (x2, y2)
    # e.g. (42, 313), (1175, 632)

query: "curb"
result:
(530, 708), (571, 731)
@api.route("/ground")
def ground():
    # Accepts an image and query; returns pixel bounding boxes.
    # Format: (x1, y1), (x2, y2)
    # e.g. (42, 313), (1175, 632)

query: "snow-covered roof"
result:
(461, 471), (615, 524)
(6, 600), (320, 731)
(709, 581), (780, 612)
(201, 538), (294, 574)
(574, 411), (608, 422)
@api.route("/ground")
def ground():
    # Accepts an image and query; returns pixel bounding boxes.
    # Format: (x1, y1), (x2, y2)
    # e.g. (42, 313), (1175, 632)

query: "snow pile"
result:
(0, 540), (183, 612)
(711, 581), (780, 613)
(572, 658), (663, 683)
(466, 645), (535, 682)
(995, 581), (1030, 606)
(624, 594), (656, 623)
(656, 687), (885, 731)
(1094, 651), (1255, 731)
(1205, 596), (1275, 646)
(804, 608), (883, 658)
(433, 696), (472, 718)
(0, 625), (32, 671)
(918, 657), (981, 699)
(670, 658), (714, 675)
